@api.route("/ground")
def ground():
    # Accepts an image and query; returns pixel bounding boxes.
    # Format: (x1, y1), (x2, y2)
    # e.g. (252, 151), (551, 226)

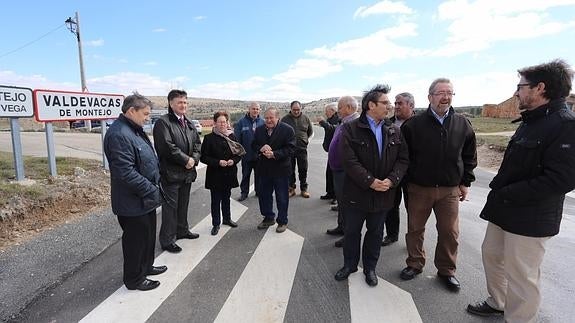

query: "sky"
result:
(1, 0), (574, 108)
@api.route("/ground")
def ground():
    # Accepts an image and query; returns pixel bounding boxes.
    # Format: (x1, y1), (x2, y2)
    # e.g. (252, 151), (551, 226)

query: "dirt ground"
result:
(0, 145), (504, 251)
(0, 168), (110, 250)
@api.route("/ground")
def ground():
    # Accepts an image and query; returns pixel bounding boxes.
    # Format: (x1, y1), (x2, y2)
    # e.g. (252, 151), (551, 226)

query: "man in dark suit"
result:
(104, 93), (167, 291)
(153, 90), (202, 253)
(253, 107), (296, 233)
(334, 84), (409, 287)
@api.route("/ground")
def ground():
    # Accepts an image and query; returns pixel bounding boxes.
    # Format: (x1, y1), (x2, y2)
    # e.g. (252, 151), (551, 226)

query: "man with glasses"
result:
(382, 92), (416, 247)
(399, 78), (477, 292)
(467, 59), (575, 322)
(334, 84), (409, 287)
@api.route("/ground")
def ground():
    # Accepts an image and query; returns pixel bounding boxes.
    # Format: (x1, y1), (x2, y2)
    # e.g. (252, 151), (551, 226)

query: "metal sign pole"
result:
(9, 118), (25, 181)
(45, 122), (57, 176)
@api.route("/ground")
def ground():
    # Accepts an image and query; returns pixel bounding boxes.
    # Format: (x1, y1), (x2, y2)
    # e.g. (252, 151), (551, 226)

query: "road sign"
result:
(33, 89), (124, 122)
(0, 85), (34, 118)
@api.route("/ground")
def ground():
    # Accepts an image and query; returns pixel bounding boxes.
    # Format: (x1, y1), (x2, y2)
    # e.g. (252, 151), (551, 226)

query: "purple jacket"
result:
(328, 112), (359, 171)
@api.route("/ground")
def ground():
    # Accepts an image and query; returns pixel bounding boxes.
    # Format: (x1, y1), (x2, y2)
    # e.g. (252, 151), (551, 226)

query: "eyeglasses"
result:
(375, 100), (392, 107)
(516, 83), (532, 91)
(432, 91), (455, 97)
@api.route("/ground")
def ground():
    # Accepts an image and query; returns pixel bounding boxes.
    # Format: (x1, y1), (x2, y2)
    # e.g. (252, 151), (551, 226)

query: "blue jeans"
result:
(343, 205), (388, 271)
(258, 176), (289, 225)
(210, 189), (231, 226)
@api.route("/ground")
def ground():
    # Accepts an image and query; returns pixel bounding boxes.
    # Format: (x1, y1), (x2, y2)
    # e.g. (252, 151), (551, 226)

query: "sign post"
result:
(33, 89), (123, 172)
(0, 85), (34, 181)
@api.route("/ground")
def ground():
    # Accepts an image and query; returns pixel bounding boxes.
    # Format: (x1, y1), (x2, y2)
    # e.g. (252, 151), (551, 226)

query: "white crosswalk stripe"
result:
(80, 200), (248, 323)
(349, 268), (422, 323)
(214, 228), (304, 322)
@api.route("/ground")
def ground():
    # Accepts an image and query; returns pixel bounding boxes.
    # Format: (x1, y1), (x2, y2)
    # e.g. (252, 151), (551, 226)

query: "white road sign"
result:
(33, 89), (124, 122)
(0, 85), (34, 118)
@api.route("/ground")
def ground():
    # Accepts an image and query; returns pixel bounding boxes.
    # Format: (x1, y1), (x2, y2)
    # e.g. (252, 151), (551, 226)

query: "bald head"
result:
(337, 96), (358, 118)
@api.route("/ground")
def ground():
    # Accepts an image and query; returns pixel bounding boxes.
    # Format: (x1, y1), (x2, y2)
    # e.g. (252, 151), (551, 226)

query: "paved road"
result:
(1, 127), (574, 322)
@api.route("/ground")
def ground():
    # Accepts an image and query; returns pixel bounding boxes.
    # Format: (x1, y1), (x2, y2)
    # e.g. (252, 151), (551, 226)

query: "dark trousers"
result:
(258, 175), (289, 225)
(332, 170), (346, 228)
(325, 162), (335, 197)
(240, 160), (259, 195)
(159, 180), (192, 247)
(117, 211), (156, 289)
(289, 148), (308, 191)
(343, 205), (388, 271)
(210, 188), (231, 226)
(384, 184), (408, 238)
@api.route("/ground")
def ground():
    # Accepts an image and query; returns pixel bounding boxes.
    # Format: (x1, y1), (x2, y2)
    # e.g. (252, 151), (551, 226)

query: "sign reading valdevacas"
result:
(33, 89), (124, 122)
(0, 85), (34, 118)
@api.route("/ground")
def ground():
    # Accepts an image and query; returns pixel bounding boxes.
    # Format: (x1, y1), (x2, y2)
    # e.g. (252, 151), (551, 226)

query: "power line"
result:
(0, 23), (66, 59)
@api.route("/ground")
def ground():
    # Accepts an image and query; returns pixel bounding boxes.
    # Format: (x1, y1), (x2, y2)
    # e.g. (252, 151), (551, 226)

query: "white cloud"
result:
(152, 28), (167, 32)
(187, 76), (266, 99)
(0, 70), (78, 91)
(272, 59), (342, 83)
(194, 16), (206, 21)
(354, 0), (414, 19)
(85, 39), (104, 47)
(87, 72), (186, 96)
(306, 23), (423, 66)
(433, 0), (575, 56)
(144, 61), (158, 66)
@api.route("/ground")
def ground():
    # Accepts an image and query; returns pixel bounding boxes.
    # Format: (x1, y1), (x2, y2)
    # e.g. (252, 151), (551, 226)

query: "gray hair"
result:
(338, 96), (359, 112)
(396, 92), (415, 107)
(264, 107), (280, 118)
(428, 78), (452, 95)
(121, 92), (152, 113)
(325, 102), (337, 112)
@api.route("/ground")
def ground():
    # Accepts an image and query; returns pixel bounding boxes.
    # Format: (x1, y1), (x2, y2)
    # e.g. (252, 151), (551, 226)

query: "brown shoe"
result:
(300, 191), (310, 198)
(288, 188), (296, 197)
(276, 224), (287, 233)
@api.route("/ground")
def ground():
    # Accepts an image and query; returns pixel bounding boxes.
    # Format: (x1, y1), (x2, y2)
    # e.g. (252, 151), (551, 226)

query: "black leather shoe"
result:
(438, 274), (460, 292)
(334, 267), (358, 281)
(211, 225), (220, 236)
(364, 269), (378, 286)
(320, 194), (335, 200)
(222, 220), (238, 227)
(162, 243), (182, 253)
(326, 227), (344, 236)
(334, 237), (344, 248)
(467, 301), (504, 317)
(128, 279), (160, 291)
(177, 231), (199, 239)
(148, 265), (167, 276)
(400, 266), (422, 280)
(238, 193), (248, 201)
(381, 235), (398, 246)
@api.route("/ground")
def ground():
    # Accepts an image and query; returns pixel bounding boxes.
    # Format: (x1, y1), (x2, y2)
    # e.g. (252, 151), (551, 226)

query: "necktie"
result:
(179, 118), (185, 128)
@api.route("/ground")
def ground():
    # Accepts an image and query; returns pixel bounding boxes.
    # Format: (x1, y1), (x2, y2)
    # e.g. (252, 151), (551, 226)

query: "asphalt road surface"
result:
(1, 128), (574, 322)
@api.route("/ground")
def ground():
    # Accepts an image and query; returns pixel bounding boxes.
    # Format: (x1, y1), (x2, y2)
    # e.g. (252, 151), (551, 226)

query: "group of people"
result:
(103, 59), (575, 323)
(324, 59), (575, 323)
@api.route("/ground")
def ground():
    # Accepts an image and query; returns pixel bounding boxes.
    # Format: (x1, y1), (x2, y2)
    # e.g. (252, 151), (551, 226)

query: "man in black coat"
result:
(316, 102), (340, 202)
(153, 90), (202, 253)
(252, 107), (296, 233)
(334, 84), (409, 287)
(104, 93), (167, 291)
(467, 59), (575, 322)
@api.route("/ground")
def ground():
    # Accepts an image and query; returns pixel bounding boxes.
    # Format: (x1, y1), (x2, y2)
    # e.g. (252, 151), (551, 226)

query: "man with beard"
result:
(467, 59), (575, 322)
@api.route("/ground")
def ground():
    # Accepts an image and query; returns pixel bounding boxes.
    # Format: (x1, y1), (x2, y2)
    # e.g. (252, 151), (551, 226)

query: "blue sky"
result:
(1, 0), (574, 107)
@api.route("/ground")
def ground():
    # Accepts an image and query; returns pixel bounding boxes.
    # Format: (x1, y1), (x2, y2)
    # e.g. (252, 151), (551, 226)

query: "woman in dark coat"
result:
(200, 111), (245, 235)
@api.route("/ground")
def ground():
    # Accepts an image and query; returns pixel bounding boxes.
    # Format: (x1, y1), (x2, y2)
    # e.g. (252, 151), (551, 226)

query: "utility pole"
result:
(65, 12), (91, 131)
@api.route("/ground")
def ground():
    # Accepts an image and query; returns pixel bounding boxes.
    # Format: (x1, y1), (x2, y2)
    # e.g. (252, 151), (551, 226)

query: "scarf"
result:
(212, 125), (246, 157)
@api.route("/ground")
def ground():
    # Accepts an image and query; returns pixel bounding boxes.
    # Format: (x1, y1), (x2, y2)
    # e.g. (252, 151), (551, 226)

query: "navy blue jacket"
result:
(480, 99), (575, 237)
(234, 113), (264, 162)
(104, 114), (161, 217)
(252, 121), (296, 178)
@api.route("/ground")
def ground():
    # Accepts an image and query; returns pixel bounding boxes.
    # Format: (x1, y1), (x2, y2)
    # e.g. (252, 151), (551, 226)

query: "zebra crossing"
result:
(79, 186), (421, 323)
